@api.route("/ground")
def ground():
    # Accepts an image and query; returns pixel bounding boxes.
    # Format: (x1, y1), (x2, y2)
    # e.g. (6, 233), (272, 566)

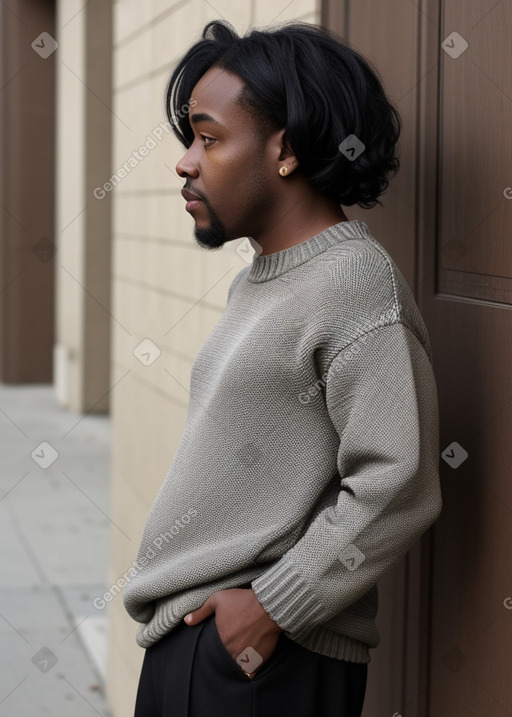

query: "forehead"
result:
(189, 66), (247, 125)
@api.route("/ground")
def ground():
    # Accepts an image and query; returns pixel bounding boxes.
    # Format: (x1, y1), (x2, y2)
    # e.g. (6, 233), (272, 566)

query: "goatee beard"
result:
(192, 203), (228, 250)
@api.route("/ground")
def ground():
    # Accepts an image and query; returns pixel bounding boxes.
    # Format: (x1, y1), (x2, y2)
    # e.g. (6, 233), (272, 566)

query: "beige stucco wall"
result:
(54, 0), (86, 409)
(54, 0), (112, 413)
(105, 1), (320, 714)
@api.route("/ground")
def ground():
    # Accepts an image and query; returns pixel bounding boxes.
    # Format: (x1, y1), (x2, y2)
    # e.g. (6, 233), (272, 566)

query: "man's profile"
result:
(123, 19), (443, 717)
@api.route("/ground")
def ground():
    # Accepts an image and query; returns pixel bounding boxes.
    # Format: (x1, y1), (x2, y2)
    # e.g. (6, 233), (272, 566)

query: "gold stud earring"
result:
(279, 166), (289, 176)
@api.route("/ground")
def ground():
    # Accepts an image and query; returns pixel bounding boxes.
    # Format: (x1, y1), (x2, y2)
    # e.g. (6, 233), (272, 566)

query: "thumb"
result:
(184, 596), (215, 625)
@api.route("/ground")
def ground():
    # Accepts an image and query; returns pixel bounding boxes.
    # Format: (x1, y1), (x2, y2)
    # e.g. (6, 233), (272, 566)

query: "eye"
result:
(201, 135), (216, 147)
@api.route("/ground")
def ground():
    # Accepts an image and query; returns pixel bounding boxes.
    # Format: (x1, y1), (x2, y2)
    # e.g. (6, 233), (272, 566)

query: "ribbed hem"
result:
(134, 608), (371, 662)
(293, 626), (371, 663)
(250, 554), (327, 640)
(247, 220), (371, 283)
(250, 556), (372, 663)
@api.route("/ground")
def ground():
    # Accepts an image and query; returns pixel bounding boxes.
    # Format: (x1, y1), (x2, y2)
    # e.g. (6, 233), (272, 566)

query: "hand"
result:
(183, 588), (283, 679)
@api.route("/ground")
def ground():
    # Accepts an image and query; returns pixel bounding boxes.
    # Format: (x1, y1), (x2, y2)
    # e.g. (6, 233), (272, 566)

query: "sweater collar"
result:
(246, 220), (371, 283)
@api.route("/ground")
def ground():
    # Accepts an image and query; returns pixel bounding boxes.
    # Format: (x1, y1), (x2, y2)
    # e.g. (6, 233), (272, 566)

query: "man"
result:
(123, 19), (443, 717)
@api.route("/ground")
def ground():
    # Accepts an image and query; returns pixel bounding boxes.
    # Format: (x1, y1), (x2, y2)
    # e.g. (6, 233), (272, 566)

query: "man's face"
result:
(175, 66), (278, 250)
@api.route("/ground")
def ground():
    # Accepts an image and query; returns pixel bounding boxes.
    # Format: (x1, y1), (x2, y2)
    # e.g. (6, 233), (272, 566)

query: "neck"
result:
(248, 185), (349, 256)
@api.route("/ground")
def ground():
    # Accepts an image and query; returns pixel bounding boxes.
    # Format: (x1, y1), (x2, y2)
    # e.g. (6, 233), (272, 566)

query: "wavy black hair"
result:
(165, 20), (401, 209)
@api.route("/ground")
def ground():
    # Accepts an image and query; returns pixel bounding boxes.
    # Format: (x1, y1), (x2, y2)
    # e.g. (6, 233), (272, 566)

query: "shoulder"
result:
(227, 264), (251, 303)
(304, 231), (432, 360)
(306, 233), (400, 319)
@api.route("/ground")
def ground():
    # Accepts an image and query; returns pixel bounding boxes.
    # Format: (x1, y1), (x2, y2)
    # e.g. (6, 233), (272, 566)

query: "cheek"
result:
(201, 136), (270, 211)
(209, 157), (238, 183)
(206, 150), (255, 200)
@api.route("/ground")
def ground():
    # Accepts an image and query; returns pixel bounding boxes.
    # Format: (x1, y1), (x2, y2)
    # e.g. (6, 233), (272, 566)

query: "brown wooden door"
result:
(421, 1), (512, 714)
(322, 1), (512, 715)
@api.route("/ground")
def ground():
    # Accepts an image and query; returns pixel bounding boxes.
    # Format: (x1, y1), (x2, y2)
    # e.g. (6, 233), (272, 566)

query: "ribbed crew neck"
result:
(247, 220), (371, 283)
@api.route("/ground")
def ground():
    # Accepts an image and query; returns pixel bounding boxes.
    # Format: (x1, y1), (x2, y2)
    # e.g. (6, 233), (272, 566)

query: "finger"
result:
(184, 595), (215, 625)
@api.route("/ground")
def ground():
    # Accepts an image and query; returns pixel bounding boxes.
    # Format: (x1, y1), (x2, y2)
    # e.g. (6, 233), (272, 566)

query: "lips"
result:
(181, 188), (203, 202)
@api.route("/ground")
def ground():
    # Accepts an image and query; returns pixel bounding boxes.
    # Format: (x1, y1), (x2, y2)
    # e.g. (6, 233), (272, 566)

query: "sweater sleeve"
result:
(250, 321), (443, 641)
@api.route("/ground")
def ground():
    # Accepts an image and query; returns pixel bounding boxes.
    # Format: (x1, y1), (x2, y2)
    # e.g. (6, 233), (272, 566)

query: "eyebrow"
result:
(190, 112), (225, 128)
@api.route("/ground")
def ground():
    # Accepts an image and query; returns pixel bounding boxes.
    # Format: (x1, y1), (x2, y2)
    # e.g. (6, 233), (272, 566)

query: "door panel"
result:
(437, 2), (512, 305)
(424, 0), (512, 714)
(322, 0), (512, 714)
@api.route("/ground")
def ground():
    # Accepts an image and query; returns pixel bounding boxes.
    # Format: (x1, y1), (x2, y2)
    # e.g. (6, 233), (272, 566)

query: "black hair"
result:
(165, 20), (401, 209)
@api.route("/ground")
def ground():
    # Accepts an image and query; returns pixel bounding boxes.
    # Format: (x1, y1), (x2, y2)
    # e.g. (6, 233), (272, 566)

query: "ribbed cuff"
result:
(250, 555), (325, 640)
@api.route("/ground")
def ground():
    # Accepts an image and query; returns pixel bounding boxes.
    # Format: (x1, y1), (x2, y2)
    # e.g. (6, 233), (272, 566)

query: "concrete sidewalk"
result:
(0, 383), (113, 716)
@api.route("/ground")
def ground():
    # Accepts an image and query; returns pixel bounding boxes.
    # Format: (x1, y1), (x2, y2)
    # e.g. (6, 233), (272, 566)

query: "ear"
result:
(278, 129), (298, 166)
(270, 128), (299, 174)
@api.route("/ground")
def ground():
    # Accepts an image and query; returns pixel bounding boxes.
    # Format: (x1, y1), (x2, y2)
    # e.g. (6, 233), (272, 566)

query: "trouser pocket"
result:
(208, 614), (288, 681)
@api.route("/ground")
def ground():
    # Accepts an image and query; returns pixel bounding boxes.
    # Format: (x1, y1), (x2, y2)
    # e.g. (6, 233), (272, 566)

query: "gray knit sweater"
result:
(122, 219), (442, 663)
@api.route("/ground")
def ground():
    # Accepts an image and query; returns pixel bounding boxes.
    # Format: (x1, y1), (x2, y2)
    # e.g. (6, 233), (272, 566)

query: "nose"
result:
(176, 144), (199, 179)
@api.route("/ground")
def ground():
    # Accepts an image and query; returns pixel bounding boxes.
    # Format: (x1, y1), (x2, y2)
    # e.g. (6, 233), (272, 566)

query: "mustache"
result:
(184, 183), (207, 203)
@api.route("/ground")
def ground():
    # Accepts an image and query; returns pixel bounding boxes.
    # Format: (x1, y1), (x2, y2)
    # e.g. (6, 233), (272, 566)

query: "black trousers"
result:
(134, 613), (368, 716)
